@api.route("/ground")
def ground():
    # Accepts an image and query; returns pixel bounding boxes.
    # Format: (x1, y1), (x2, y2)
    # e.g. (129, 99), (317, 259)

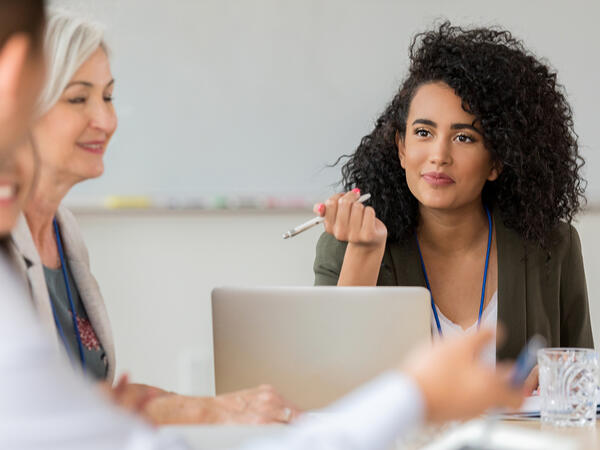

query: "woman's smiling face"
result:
(32, 47), (117, 185)
(398, 81), (499, 211)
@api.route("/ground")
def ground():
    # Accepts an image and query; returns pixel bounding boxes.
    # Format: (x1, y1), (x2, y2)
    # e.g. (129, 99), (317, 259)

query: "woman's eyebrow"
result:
(451, 123), (482, 134)
(65, 80), (93, 88)
(412, 119), (437, 127)
(65, 79), (115, 89)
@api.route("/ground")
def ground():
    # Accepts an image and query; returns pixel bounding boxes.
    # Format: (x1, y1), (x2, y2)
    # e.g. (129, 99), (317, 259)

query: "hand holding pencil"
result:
(283, 189), (387, 248)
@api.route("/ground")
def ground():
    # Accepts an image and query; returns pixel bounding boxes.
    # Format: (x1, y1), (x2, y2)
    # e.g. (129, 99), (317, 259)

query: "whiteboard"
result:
(50, 0), (600, 207)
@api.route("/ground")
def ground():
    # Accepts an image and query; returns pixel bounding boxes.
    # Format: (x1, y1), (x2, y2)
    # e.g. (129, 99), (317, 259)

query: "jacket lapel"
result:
(388, 237), (427, 288)
(495, 208), (527, 360)
(56, 207), (116, 382)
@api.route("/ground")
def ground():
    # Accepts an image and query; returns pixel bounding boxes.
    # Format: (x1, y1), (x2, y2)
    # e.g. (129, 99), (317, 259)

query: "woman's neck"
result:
(417, 200), (489, 255)
(24, 171), (74, 253)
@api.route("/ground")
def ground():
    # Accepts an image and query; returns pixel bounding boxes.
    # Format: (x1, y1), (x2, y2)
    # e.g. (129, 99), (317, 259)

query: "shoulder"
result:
(536, 221), (580, 262)
(496, 210), (579, 262)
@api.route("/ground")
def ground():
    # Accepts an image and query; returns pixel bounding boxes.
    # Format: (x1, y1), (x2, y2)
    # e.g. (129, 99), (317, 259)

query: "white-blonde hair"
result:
(37, 9), (108, 117)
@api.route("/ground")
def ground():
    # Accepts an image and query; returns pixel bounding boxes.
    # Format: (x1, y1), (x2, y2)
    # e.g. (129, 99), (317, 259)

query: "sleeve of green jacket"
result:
(560, 226), (594, 348)
(313, 232), (348, 286)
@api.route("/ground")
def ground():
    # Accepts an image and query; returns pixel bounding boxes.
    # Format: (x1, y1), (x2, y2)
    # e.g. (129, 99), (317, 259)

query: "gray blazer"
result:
(9, 206), (116, 382)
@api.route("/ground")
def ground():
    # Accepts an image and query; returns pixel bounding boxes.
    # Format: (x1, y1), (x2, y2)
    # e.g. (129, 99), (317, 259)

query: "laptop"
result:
(212, 286), (431, 410)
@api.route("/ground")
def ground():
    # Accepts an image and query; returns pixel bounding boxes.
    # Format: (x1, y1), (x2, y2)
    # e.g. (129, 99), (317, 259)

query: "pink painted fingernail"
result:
(317, 203), (325, 214)
(352, 188), (361, 194)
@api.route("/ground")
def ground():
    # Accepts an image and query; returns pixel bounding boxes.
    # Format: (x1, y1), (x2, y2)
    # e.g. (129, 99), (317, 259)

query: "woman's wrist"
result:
(338, 241), (386, 286)
(143, 394), (217, 425)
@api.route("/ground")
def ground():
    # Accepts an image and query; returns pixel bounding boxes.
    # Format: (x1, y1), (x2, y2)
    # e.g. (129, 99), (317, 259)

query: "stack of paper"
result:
(498, 395), (600, 420)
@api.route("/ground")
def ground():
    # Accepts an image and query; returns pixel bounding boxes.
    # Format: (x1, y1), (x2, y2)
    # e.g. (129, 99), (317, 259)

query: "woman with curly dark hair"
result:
(313, 22), (593, 371)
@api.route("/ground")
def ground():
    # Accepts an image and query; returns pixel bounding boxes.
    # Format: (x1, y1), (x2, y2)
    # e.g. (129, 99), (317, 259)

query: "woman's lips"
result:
(77, 141), (105, 155)
(422, 172), (455, 186)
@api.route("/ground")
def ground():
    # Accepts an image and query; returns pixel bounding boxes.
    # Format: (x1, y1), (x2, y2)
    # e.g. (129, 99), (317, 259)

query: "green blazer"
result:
(313, 208), (594, 360)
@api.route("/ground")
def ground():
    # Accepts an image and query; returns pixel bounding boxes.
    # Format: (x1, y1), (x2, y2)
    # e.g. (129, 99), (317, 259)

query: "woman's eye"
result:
(68, 97), (86, 104)
(415, 128), (431, 138)
(456, 134), (475, 143)
(103, 96), (113, 102)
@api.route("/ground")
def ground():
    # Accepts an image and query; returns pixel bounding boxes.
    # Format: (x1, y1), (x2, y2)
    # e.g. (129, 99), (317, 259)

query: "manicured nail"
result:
(352, 188), (361, 194)
(317, 203), (325, 214)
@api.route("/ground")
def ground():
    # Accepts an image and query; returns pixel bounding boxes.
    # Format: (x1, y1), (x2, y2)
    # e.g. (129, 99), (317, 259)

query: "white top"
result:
(0, 249), (425, 450)
(432, 291), (498, 367)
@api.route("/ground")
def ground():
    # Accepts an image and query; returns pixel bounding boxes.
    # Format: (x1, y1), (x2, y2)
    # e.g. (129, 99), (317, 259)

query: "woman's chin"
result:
(83, 164), (104, 180)
(415, 194), (456, 211)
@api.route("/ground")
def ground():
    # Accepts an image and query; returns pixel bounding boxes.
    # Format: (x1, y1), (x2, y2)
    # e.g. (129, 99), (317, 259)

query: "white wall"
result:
(75, 210), (600, 396)
(49, 0), (600, 203)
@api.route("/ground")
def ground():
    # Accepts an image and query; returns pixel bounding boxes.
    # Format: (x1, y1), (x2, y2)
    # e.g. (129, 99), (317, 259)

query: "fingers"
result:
(246, 385), (302, 424)
(318, 189), (387, 247)
(523, 365), (539, 395)
(360, 206), (384, 242)
(466, 327), (495, 355)
(348, 201), (365, 241)
(323, 193), (343, 235)
(113, 373), (129, 397)
(485, 364), (525, 410)
(334, 190), (361, 240)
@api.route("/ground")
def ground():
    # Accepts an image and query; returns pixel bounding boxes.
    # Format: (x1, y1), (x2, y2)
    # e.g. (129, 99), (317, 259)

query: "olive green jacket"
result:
(313, 209), (594, 360)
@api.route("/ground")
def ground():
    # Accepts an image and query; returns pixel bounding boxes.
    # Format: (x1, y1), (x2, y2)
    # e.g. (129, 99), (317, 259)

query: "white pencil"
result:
(282, 193), (371, 239)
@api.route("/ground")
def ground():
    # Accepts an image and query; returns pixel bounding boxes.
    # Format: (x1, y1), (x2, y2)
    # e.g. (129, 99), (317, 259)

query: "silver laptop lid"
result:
(212, 286), (431, 410)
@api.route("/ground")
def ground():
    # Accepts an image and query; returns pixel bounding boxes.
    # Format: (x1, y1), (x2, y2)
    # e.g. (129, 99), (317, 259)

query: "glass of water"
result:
(538, 348), (598, 427)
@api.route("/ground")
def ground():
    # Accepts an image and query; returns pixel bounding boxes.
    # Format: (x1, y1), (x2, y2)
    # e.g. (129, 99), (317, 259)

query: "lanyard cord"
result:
(50, 218), (86, 371)
(415, 205), (493, 337)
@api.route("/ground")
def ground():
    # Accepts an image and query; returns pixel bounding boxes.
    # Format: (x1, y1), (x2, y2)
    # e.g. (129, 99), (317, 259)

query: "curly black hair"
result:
(338, 21), (585, 248)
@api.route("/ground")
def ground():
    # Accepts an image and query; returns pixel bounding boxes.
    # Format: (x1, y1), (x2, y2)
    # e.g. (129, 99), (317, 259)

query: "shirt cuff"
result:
(323, 371), (426, 449)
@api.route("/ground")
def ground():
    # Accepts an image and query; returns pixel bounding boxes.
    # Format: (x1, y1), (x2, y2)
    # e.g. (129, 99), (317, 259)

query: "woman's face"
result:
(32, 47), (117, 185)
(0, 139), (36, 235)
(397, 82), (499, 212)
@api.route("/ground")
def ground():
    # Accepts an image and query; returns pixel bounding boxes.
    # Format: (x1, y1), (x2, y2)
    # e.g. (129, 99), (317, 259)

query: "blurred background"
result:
(49, 0), (600, 396)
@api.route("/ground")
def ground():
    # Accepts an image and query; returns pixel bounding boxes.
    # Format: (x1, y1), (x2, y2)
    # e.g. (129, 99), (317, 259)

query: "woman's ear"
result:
(396, 130), (406, 169)
(487, 160), (502, 181)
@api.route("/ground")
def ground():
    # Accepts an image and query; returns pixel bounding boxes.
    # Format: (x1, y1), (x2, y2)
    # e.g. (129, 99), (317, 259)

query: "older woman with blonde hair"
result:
(10, 9), (299, 425)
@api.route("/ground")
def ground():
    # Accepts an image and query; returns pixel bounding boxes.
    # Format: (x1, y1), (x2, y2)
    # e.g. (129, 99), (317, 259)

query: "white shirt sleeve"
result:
(241, 371), (425, 450)
(0, 251), (189, 450)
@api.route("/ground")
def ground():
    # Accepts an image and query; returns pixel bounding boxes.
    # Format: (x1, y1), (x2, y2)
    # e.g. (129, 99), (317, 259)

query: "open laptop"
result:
(212, 286), (431, 410)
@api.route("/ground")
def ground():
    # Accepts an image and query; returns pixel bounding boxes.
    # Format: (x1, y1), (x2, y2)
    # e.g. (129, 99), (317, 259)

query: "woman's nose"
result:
(88, 100), (117, 133)
(428, 138), (452, 166)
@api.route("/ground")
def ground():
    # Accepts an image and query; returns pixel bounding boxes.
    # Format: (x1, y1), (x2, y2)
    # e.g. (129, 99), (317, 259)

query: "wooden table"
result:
(159, 419), (600, 449)
(507, 419), (600, 449)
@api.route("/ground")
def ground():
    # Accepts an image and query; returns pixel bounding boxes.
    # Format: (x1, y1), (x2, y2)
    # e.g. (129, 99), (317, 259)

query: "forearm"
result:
(241, 372), (424, 450)
(129, 383), (170, 397)
(143, 394), (220, 425)
(338, 243), (385, 286)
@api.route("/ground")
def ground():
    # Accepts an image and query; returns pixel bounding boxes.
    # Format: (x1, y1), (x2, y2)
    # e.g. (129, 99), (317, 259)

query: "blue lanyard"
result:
(48, 218), (86, 372)
(415, 205), (492, 337)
